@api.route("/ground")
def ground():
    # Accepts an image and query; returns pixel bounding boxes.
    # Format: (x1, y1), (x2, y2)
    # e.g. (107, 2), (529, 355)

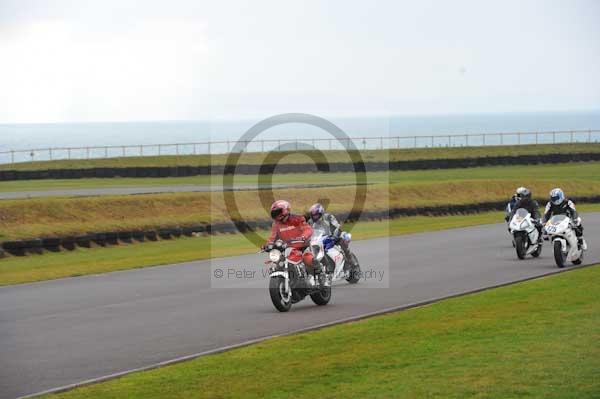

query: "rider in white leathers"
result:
(307, 203), (352, 274)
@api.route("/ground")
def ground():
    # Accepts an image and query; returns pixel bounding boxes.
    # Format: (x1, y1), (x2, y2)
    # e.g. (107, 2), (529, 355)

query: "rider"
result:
(505, 189), (522, 222)
(308, 202), (354, 262)
(508, 187), (543, 243)
(265, 200), (327, 285)
(542, 188), (585, 247)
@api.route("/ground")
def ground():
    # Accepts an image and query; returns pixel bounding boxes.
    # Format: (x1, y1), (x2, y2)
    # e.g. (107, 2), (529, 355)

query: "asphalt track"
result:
(0, 182), (361, 200)
(1, 213), (599, 398)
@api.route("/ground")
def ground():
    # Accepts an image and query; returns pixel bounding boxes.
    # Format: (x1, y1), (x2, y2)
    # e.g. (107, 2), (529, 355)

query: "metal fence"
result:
(1, 129), (599, 165)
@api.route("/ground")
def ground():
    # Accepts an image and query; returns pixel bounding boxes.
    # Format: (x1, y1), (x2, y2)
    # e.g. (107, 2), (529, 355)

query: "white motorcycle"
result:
(544, 215), (587, 268)
(311, 227), (361, 284)
(508, 208), (542, 259)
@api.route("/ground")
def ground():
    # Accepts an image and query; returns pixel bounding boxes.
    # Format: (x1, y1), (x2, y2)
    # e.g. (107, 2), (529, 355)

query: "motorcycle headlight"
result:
(269, 249), (282, 263)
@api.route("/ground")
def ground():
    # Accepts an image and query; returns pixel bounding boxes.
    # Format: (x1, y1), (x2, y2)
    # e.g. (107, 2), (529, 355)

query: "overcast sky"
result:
(0, 0), (599, 123)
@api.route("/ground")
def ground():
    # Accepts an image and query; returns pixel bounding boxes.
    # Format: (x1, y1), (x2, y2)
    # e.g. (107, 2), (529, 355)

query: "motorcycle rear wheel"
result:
(531, 244), (542, 258)
(346, 253), (361, 284)
(310, 286), (331, 306)
(269, 277), (292, 312)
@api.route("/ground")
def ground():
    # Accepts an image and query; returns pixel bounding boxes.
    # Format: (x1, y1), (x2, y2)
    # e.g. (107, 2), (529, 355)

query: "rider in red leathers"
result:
(264, 200), (326, 285)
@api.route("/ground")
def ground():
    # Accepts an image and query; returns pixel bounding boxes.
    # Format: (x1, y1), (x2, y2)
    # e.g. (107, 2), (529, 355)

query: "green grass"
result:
(1, 161), (600, 192)
(44, 264), (600, 399)
(2, 206), (599, 287)
(3, 142), (599, 171)
(1, 162), (600, 241)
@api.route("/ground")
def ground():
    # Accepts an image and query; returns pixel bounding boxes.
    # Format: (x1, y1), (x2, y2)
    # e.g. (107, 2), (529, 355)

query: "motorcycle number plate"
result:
(546, 226), (557, 233)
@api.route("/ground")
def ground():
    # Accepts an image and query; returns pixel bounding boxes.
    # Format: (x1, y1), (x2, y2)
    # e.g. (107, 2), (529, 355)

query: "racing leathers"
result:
(308, 213), (353, 275)
(505, 195), (519, 222)
(265, 214), (323, 275)
(542, 199), (584, 239)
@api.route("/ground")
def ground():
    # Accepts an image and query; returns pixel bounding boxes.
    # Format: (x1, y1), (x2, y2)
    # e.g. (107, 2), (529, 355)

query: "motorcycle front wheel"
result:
(269, 276), (292, 312)
(553, 241), (566, 268)
(515, 234), (527, 259)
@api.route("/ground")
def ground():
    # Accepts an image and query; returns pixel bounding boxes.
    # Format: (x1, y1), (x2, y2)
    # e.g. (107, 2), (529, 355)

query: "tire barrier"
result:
(3, 194), (600, 257)
(2, 152), (600, 181)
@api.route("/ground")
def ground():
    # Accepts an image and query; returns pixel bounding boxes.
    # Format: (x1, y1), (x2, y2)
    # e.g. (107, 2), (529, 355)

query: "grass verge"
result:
(1, 162), (600, 241)
(1, 160), (600, 192)
(43, 264), (600, 399)
(2, 142), (599, 171)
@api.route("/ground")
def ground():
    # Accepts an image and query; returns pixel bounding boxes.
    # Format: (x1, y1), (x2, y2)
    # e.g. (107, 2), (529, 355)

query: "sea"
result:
(1, 110), (599, 162)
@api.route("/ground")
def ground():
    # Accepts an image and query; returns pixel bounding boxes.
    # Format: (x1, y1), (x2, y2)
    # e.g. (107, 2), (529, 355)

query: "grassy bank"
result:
(2, 143), (599, 171)
(44, 264), (600, 399)
(1, 161), (600, 192)
(1, 162), (600, 241)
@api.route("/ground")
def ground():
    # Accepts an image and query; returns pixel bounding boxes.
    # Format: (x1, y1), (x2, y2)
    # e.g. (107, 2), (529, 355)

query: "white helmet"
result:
(550, 188), (565, 205)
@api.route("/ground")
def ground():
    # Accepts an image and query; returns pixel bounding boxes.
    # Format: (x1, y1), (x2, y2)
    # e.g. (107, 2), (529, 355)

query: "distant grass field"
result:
(43, 264), (600, 399)
(2, 206), (600, 286)
(1, 162), (600, 241)
(1, 161), (599, 192)
(2, 143), (599, 171)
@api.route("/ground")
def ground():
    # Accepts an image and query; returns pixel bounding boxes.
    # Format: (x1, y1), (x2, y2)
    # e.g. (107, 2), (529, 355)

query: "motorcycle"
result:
(508, 208), (542, 259)
(311, 226), (362, 284)
(544, 215), (587, 268)
(263, 239), (331, 312)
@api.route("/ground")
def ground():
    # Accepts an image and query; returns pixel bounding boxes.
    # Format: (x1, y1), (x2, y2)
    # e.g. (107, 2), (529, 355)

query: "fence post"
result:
(570, 131), (574, 143)
(465, 134), (469, 147)
(104, 147), (108, 158)
(535, 132), (538, 145)
(140, 145), (143, 156)
(483, 134), (486, 146)
(553, 131), (556, 144)
(414, 136), (417, 148)
(589, 129), (592, 143)
(329, 139), (332, 150)
(68, 148), (72, 159)
(87, 147), (90, 159)
(11, 150), (14, 164)
(49, 148), (53, 160)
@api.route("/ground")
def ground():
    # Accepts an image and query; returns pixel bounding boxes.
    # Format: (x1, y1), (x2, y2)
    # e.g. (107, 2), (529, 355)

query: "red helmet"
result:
(270, 200), (291, 222)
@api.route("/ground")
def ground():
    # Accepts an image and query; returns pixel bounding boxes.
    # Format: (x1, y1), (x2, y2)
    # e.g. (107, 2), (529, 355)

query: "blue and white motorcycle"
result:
(311, 226), (361, 284)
